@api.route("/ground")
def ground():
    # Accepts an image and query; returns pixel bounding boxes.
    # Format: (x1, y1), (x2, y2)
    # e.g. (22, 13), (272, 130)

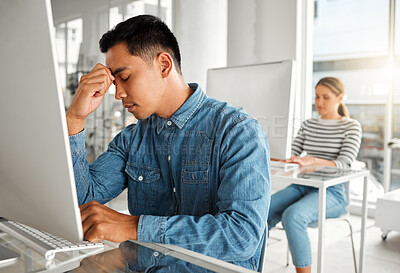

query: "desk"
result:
(0, 231), (256, 273)
(271, 165), (370, 273)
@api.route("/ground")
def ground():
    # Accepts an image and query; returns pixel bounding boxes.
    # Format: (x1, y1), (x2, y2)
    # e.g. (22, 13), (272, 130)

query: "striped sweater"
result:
(291, 117), (362, 169)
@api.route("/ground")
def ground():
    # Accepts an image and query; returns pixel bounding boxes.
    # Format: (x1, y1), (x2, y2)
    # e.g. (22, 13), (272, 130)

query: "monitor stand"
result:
(0, 244), (20, 266)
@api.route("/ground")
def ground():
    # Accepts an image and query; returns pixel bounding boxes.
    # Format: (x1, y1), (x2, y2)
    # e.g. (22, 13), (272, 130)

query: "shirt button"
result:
(167, 120), (172, 126)
(153, 251), (159, 257)
(138, 175), (143, 181)
(168, 155), (171, 161)
(173, 187), (176, 193)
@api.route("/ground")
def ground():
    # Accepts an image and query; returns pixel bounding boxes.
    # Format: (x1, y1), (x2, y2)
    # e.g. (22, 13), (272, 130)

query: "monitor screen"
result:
(0, 0), (83, 242)
(206, 60), (296, 159)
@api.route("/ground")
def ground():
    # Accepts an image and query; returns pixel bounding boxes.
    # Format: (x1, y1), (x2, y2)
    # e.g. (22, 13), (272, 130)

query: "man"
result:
(67, 15), (270, 271)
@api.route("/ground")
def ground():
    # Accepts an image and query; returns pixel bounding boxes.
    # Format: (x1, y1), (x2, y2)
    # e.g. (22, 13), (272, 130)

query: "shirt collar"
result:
(156, 83), (206, 134)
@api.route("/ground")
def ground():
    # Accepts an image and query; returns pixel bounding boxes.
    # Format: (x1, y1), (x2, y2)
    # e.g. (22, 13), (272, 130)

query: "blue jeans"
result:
(267, 184), (347, 268)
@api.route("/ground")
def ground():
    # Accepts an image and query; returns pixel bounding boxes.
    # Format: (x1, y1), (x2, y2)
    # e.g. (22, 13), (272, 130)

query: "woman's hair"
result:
(316, 77), (350, 118)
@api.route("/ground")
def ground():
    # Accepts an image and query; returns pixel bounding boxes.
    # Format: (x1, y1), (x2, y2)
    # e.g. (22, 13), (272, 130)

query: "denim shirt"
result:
(69, 83), (271, 271)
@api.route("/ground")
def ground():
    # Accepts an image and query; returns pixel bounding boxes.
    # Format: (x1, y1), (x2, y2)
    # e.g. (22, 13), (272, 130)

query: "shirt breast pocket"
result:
(125, 162), (161, 212)
(181, 169), (209, 216)
(181, 131), (212, 216)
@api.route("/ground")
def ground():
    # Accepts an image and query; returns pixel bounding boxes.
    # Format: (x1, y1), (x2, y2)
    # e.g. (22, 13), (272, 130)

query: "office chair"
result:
(268, 207), (357, 273)
(269, 161), (375, 272)
(273, 181), (358, 273)
(284, 210), (358, 273)
(284, 175), (367, 273)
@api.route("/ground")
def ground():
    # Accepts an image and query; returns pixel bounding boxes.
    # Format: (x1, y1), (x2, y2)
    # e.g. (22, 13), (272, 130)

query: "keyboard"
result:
(0, 218), (104, 261)
(270, 161), (300, 171)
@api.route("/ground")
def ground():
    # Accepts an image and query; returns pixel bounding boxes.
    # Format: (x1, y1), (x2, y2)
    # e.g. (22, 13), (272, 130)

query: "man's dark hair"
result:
(99, 15), (182, 74)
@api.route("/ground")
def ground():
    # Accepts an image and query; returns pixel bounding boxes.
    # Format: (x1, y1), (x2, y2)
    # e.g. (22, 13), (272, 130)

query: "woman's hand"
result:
(285, 156), (336, 167)
(285, 156), (315, 166)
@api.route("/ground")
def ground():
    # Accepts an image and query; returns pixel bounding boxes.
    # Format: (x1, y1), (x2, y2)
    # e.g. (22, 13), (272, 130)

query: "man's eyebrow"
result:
(112, 67), (127, 77)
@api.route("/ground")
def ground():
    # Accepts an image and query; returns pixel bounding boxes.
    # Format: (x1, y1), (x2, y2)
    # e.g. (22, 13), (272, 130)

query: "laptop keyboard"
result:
(0, 219), (104, 260)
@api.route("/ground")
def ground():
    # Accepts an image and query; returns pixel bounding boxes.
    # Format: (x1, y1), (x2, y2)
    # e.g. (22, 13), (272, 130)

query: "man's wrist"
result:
(66, 112), (85, 136)
(130, 215), (139, 240)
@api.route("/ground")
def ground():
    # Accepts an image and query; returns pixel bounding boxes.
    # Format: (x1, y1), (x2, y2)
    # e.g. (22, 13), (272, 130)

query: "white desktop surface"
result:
(0, 232), (257, 273)
(271, 165), (370, 273)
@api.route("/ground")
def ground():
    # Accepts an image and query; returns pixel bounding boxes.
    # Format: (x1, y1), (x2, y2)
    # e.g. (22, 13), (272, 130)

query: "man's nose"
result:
(115, 84), (127, 100)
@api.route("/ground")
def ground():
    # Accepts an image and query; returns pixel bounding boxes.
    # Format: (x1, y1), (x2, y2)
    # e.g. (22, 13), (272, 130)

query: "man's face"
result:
(106, 43), (165, 120)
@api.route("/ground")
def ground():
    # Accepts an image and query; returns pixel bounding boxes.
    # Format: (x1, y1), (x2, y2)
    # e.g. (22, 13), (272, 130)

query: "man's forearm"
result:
(66, 112), (85, 136)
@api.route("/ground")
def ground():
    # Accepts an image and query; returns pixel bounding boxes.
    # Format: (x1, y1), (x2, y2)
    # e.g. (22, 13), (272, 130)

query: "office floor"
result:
(264, 215), (400, 273)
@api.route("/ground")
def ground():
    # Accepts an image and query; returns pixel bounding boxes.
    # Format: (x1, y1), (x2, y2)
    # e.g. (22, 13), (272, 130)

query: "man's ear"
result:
(156, 52), (173, 78)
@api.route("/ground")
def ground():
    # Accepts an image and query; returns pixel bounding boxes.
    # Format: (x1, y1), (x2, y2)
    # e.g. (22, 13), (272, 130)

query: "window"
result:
(313, 0), (400, 191)
(55, 18), (83, 108)
(55, 23), (66, 95)
(109, 0), (172, 29)
(314, 0), (389, 60)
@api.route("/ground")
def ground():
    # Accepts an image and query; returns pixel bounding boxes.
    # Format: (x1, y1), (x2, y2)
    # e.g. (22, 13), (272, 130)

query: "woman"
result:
(267, 77), (362, 273)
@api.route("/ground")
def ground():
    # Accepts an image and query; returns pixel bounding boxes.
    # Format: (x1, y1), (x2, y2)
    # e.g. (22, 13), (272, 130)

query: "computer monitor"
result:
(0, 0), (83, 242)
(206, 60), (296, 159)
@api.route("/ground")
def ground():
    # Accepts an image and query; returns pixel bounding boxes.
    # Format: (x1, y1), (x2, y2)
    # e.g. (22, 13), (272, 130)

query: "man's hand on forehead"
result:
(92, 63), (115, 82)
(66, 63), (116, 134)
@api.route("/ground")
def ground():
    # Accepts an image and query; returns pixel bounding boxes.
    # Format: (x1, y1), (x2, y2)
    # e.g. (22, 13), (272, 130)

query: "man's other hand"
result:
(80, 200), (139, 243)
(66, 63), (115, 135)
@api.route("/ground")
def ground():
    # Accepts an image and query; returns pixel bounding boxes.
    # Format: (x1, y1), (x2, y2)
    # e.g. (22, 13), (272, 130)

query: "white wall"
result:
(227, 0), (257, 66)
(227, 0), (299, 66)
(174, 0), (228, 89)
(227, 0), (314, 123)
(227, 0), (298, 65)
